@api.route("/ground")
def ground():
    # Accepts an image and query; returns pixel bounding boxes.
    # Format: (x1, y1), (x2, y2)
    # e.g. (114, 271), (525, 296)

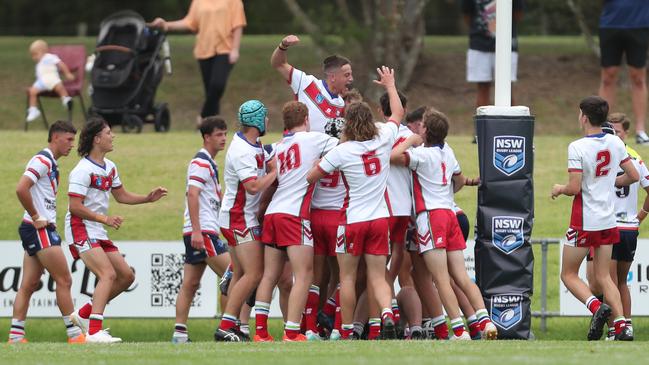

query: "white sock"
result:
(62, 96), (72, 106)
(63, 316), (82, 338)
(9, 318), (25, 341)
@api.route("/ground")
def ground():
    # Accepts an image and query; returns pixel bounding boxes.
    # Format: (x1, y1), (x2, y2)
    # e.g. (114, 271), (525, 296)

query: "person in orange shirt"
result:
(150, 0), (246, 120)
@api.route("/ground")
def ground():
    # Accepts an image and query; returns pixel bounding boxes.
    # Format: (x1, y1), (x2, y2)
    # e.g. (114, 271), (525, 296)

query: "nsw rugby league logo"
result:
(490, 294), (523, 331)
(492, 216), (524, 255)
(493, 136), (525, 176)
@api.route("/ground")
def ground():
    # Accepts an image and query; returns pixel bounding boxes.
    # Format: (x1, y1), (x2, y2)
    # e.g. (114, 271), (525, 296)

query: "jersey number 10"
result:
(278, 144), (301, 174)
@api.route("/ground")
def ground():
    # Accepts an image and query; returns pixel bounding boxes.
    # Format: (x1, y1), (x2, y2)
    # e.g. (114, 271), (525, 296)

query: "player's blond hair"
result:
(343, 102), (378, 142)
(608, 112), (631, 132)
(29, 39), (48, 53)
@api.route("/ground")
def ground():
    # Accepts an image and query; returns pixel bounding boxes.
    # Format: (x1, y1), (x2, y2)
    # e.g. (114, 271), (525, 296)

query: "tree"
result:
(565, 0), (600, 58)
(283, 0), (430, 100)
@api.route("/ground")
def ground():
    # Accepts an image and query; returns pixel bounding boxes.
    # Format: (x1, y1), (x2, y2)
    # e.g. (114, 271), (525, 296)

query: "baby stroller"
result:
(89, 10), (171, 133)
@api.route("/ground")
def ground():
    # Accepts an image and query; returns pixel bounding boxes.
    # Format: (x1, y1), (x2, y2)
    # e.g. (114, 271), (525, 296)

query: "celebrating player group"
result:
(9, 35), (642, 344)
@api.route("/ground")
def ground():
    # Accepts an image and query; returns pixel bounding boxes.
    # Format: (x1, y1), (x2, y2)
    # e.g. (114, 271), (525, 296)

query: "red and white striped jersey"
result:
(387, 125), (414, 217)
(318, 121), (398, 224)
(406, 143), (461, 214)
(613, 146), (649, 230)
(219, 132), (274, 230)
(568, 133), (630, 231)
(183, 148), (223, 234)
(267, 131), (338, 218)
(289, 67), (345, 133)
(65, 157), (122, 241)
(22, 148), (59, 224)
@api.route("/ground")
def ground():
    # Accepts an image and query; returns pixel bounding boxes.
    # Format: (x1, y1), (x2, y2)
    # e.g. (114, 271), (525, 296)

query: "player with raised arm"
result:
(214, 100), (277, 342)
(8, 121), (85, 344)
(254, 101), (339, 342)
(172, 117), (231, 344)
(271, 35), (353, 334)
(552, 96), (638, 341)
(307, 66), (401, 340)
(391, 108), (497, 340)
(381, 90), (411, 328)
(66, 118), (167, 343)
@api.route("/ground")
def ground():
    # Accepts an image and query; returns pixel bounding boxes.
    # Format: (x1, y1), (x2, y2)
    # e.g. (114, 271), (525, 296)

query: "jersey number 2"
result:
(595, 150), (611, 177)
(278, 144), (301, 174)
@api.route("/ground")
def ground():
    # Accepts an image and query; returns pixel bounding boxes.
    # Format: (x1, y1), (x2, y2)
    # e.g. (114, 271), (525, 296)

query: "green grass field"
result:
(2, 340), (647, 365)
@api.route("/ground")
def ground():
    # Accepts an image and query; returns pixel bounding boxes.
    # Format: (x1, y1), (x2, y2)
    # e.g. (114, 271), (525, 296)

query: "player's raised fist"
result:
(281, 35), (300, 48)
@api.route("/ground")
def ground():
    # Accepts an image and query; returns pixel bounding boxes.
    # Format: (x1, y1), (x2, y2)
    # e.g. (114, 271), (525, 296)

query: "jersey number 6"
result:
(362, 151), (381, 176)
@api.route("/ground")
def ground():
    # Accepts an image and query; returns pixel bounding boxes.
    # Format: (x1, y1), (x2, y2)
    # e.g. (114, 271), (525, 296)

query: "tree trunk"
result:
(566, 0), (600, 58)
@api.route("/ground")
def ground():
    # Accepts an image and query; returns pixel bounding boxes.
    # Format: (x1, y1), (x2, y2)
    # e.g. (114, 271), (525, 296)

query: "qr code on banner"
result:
(150, 254), (201, 307)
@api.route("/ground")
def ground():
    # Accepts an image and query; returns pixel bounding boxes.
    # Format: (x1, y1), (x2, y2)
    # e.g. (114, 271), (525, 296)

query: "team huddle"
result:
(8, 35), (644, 344)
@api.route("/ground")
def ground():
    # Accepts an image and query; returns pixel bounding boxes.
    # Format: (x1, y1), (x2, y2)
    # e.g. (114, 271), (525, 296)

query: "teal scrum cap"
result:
(238, 99), (267, 136)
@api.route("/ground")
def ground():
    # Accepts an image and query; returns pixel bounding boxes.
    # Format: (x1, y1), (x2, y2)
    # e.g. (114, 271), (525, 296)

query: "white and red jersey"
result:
(614, 146), (649, 230)
(406, 143), (461, 214)
(219, 132), (274, 230)
(22, 148), (59, 224)
(387, 125), (414, 217)
(318, 121), (398, 224)
(568, 133), (630, 231)
(288, 67), (345, 133)
(311, 170), (346, 210)
(183, 148), (223, 235)
(65, 157), (122, 241)
(267, 131), (338, 218)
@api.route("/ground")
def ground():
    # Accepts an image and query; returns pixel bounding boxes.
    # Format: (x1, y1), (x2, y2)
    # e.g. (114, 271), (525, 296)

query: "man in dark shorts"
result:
(599, 0), (649, 144)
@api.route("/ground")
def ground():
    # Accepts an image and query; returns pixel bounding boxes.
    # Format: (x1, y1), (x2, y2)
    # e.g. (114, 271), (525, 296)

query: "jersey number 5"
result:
(278, 144), (301, 174)
(595, 150), (611, 177)
(362, 151), (381, 176)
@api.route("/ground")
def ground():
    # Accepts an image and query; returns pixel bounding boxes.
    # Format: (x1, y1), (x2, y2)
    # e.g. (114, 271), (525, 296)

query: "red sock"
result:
(614, 318), (626, 335)
(391, 300), (400, 323)
(341, 325), (353, 339)
(323, 296), (337, 317)
(434, 323), (449, 340)
(254, 308), (269, 338)
(285, 327), (301, 339)
(381, 309), (395, 323)
(334, 306), (342, 331)
(88, 313), (103, 335)
(219, 314), (237, 331)
(586, 296), (601, 314)
(368, 319), (381, 340)
(78, 302), (92, 319)
(468, 321), (481, 338)
(305, 286), (320, 332)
